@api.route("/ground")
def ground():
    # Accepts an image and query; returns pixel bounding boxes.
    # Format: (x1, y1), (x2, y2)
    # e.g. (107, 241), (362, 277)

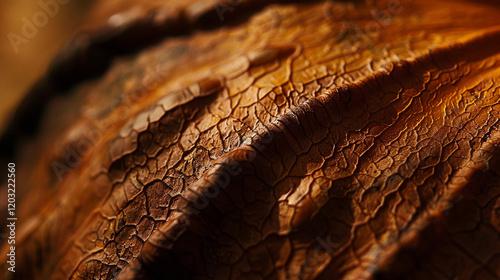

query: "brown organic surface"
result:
(1, 0), (500, 279)
(0, 0), (94, 135)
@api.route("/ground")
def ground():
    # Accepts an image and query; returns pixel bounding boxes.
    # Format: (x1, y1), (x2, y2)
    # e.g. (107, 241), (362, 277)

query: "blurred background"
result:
(0, 0), (95, 134)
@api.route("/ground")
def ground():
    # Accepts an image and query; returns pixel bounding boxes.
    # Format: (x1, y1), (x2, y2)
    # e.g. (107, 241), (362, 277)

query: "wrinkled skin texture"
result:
(1, 0), (500, 279)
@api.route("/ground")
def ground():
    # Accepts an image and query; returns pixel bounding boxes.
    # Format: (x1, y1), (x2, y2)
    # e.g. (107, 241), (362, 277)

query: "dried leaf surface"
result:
(1, 0), (500, 279)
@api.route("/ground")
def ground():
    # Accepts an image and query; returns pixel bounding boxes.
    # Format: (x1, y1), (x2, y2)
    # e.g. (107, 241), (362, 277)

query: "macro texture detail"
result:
(1, 0), (500, 279)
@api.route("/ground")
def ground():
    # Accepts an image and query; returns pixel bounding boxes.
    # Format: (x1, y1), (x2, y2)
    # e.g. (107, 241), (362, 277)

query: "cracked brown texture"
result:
(2, 0), (500, 279)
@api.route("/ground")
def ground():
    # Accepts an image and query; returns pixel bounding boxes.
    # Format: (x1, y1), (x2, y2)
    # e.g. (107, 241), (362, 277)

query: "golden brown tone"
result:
(1, 0), (500, 279)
